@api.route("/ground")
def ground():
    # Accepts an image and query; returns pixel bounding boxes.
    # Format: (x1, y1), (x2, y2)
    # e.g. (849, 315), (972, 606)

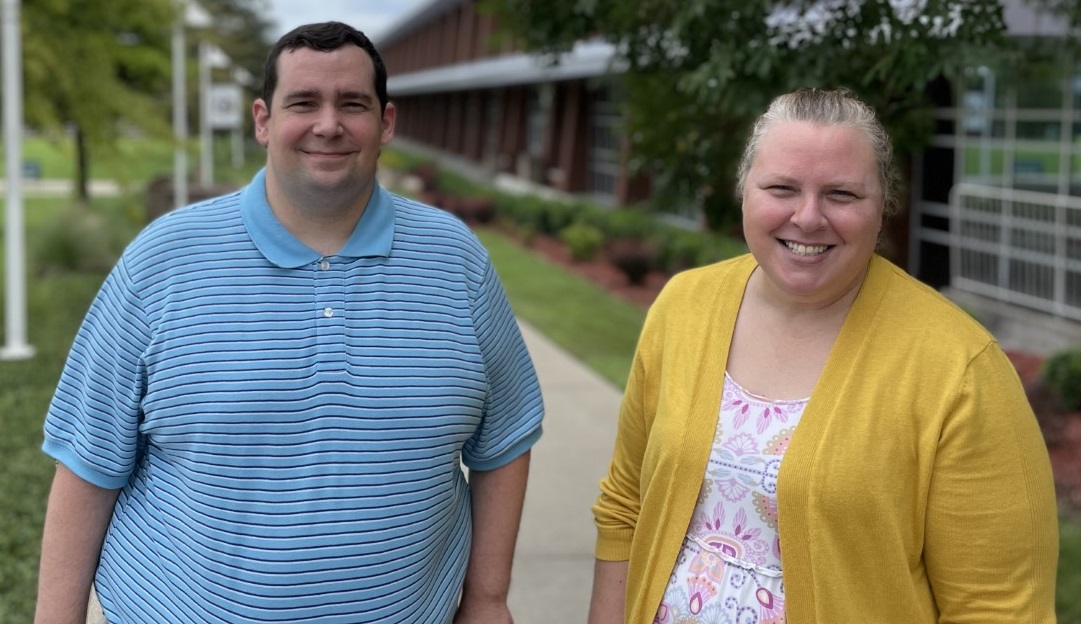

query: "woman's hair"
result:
(736, 88), (900, 217)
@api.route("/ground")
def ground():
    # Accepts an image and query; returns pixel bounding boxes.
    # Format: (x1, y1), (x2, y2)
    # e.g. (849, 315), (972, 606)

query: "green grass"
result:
(2, 135), (261, 188)
(961, 145), (1081, 177)
(476, 228), (644, 388)
(1060, 514), (1081, 623)
(0, 198), (118, 622)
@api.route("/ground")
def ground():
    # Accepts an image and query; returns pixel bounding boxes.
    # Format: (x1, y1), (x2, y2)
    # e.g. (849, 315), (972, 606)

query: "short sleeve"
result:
(461, 259), (543, 471)
(42, 259), (151, 489)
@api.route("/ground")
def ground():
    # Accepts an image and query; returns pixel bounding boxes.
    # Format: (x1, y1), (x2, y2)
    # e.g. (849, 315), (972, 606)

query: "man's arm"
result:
(34, 464), (120, 624)
(453, 451), (531, 624)
(587, 559), (628, 624)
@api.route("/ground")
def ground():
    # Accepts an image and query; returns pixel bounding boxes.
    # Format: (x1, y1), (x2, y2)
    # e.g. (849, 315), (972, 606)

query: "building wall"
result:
(378, 1), (1081, 327)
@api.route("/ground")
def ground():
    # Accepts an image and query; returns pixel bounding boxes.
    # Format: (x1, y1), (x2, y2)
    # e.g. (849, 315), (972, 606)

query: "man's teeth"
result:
(784, 241), (828, 256)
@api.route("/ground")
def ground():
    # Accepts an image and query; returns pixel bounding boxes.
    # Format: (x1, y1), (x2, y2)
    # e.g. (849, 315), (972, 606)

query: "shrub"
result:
(655, 229), (706, 273)
(538, 200), (578, 236)
(1043, 349), (1081, 411)
(559, 221), (605, 262)
(607, 238), (658, 285)
(604, 208), (654, 239)
(31, 201), (137, 275)
(458, 196), (496, 224)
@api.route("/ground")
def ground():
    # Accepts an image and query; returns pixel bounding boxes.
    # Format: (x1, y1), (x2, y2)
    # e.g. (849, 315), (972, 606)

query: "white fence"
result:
(949, 183), (1081, 322)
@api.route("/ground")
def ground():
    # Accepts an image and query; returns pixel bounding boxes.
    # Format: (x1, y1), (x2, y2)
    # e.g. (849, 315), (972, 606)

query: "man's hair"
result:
(261, 21), (388, 113)
(737, 88), (899, 218)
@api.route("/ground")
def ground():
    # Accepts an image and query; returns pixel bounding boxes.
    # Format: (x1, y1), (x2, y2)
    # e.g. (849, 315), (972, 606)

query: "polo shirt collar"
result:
(240, 168), (395, 268)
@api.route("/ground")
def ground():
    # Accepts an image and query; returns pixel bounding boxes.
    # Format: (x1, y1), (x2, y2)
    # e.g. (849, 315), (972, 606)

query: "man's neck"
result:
(265, 176), (374, 257)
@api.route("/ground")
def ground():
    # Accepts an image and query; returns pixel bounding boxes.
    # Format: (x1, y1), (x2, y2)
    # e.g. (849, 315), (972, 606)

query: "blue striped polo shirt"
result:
(42, 169), (544, 623)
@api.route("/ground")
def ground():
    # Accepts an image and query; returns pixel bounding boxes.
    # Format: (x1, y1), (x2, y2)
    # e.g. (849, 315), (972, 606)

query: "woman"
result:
(588, 88), (1058, 623)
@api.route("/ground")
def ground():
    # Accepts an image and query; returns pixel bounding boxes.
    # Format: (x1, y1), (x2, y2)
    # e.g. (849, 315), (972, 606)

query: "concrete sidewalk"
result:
(0, 178), (122, 197)
(507, 322), (623, 623)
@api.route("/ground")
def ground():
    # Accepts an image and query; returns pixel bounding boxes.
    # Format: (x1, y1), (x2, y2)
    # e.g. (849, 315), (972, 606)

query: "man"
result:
(35, 21), (543, 624)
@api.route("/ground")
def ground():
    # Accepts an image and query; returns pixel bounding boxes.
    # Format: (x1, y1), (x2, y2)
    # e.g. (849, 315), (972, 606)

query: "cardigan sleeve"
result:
(923, 342), (1058, 623)
(592, 344), (648, 561)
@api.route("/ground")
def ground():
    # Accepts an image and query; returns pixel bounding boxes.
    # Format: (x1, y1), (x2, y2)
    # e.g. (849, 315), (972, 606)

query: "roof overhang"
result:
(387, 40), (621, 96)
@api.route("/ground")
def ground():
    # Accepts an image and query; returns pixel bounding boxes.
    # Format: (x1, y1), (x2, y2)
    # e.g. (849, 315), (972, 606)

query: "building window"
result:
(589, 83), (620, 200)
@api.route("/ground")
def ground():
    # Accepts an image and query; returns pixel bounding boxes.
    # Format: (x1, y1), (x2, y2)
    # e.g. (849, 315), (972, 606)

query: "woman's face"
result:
(741, 120), (884, 307)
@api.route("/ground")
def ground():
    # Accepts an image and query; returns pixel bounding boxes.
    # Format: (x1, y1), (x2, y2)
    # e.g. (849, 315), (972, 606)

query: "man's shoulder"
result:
(140, 190), (245, 239)
(122, 190), (247, 270)
(388, 192), (488, 256)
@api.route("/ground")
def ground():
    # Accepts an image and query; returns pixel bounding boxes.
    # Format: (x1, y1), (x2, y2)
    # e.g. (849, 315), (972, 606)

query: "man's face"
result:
(253, 45), (395, 209)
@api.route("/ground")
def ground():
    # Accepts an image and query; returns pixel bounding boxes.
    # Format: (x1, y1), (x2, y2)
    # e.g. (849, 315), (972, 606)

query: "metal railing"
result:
(949, 183), (1081, 322)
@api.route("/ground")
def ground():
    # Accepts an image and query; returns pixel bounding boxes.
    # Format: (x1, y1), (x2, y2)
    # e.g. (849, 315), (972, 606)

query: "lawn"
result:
(1, 135), (260, 188)
(475, 228), (644, 388)
(2, 190), (1080, 622)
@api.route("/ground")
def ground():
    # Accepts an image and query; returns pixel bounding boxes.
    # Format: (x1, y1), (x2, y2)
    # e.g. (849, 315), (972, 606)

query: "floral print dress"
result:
(656, 372), (808, 624)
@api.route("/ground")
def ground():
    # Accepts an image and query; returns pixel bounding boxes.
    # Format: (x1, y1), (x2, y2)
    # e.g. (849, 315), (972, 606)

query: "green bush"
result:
(398, 153), (748, 275)
(559, 221), (605, 261)
(1043, 349), (1081, 411)
(607, 237), (658, 285)
(655, 229), (707, 272)
(538, 200), (578, 236)
(604, 208), (654, 239)
(30, 201), (139, 275)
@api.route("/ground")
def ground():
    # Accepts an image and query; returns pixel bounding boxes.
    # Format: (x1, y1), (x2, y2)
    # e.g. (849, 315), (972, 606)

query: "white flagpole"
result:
(1, 0), (34, 360)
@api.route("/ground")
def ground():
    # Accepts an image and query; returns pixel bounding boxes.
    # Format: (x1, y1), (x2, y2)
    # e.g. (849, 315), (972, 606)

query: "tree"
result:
(489, 0), (1009, 235)
(12, 0), (275, 202)
(20, 0), (175, 201)
(196, 0), (276, 94)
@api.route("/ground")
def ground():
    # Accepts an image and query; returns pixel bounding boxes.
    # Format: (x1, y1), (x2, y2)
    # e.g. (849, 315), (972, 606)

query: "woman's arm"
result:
(924, 345), (1058, 622)
(588, 559), (629, 624)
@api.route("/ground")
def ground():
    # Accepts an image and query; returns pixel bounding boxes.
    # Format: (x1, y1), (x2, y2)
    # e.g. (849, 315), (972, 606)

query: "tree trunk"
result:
(74, 124), (90, 204)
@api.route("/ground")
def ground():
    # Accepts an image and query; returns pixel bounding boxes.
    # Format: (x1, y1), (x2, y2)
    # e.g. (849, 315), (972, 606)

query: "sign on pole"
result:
(209, 83), (244, 130)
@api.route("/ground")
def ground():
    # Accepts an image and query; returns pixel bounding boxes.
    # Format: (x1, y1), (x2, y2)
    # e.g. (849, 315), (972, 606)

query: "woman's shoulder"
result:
(867, 256), (998, 354)
(657, 253), (755, 304)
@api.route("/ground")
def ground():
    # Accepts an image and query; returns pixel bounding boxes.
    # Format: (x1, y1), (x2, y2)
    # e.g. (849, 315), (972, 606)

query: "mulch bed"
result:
(521, 231), (1081, 510)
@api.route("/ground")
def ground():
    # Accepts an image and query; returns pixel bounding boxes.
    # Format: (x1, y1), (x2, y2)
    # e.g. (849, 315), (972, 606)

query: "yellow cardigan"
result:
(594, 254), (1058, 623)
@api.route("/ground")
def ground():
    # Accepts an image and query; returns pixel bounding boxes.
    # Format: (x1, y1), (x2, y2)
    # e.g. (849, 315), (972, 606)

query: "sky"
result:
(264, 0), (432, 40)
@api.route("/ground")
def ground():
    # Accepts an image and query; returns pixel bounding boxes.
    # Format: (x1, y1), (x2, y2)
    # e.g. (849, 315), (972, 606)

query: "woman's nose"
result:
(791, 194), (827, 230)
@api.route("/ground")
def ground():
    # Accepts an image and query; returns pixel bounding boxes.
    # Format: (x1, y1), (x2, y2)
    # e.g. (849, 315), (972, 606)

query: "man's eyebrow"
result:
(281, 89), (319, 101)
(337, 90), (376, 101)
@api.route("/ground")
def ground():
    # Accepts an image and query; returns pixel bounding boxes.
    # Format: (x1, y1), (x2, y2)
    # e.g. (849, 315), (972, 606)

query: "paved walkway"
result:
(508, 322), (622, 622)
(0, 178), (122, 197)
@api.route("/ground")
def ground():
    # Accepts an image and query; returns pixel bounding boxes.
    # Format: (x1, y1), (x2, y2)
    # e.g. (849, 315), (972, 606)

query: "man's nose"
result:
(313, 106), (343, 136)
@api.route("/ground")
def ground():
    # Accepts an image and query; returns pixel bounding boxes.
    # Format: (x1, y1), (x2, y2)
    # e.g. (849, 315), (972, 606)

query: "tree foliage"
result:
(196, 0), (276, 93)
(8, 0), (275, 200)
(490, 0), (1009, 229)
(20, 0), (176, 199)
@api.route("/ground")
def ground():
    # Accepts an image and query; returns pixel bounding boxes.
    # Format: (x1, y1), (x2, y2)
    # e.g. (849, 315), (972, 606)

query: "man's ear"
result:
(253, 98), (270, 147)
(380, 101), (397, 145)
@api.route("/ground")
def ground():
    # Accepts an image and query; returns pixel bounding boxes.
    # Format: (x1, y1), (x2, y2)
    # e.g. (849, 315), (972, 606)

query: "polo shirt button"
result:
(323, 307), (334, 318)
(319, 260), (330, 271)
